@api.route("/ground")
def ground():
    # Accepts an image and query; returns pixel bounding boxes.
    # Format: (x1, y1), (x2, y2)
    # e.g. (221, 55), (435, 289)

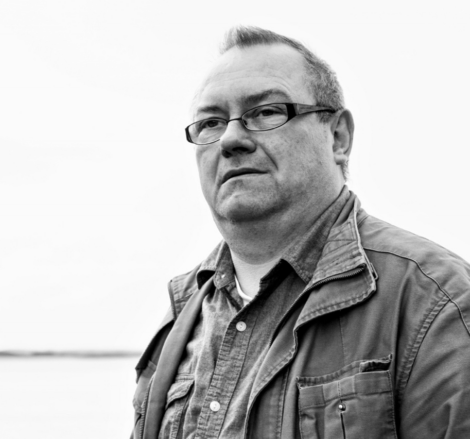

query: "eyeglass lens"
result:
(189, 103), (290, 145)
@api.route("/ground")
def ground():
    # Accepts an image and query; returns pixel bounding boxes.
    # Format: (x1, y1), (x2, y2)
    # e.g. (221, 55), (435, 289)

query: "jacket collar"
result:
(296, 193), (377, 326)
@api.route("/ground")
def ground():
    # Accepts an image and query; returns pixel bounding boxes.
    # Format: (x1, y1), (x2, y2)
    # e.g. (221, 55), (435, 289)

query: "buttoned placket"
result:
(194, 282), (261, 439)
(196, 309), (259, 437)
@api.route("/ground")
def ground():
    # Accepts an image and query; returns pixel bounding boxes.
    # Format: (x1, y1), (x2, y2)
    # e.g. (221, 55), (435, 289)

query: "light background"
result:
(1, 1), (469, 353)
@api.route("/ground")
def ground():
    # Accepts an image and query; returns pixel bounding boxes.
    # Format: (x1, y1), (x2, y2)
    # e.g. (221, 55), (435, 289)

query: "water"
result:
(0, 357), (139, 438)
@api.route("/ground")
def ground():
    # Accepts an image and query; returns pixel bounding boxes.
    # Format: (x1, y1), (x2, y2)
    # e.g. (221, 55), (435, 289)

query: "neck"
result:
(216, 195), (337, 265)
(231, 251), (279, 297)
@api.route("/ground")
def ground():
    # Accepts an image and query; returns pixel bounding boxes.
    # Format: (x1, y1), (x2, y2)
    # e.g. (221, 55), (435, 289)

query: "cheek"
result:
(196, 149), (218, 195)
(284, 131), (323, 166)
(280, 129), (333, 185)
(301, 126), (332, 163)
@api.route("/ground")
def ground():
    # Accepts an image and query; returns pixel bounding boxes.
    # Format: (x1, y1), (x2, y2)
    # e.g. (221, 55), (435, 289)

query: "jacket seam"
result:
(277, 370), (289, 439)
(174, 292), (195, 305)
(362, 247), (470, 336)
(339, 314), (346, 366)
(244, 349), (293, 439)
(356, 212), (369, 228)
(361, 247), (465, 404)
(396, 295), (449, 404)
(386, 371), (399, 439)
(251, 348), (296, 401)
(168, 280), (177, 322)
(297, 287), (373, 326)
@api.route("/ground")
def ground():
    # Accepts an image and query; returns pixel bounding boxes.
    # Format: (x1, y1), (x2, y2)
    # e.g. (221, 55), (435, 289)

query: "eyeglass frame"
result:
(185, 102), (338, 145)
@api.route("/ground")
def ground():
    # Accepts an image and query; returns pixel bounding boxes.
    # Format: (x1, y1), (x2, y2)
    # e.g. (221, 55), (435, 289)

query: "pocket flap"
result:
(165, 376), (194, 409)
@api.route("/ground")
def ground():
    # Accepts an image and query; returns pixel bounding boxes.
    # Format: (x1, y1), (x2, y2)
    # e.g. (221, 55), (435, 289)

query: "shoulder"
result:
(358, 211), (470, 279)
(358, 210), (470, 332)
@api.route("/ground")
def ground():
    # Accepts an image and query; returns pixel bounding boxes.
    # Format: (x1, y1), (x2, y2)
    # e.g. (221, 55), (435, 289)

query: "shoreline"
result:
(0, 350), (140, 358)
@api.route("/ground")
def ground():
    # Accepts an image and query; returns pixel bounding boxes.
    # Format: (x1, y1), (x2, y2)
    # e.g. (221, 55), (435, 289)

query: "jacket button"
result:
(339, 403), (346, 411)
(236, 321), (247, 332)
(210, 401), (220, 412)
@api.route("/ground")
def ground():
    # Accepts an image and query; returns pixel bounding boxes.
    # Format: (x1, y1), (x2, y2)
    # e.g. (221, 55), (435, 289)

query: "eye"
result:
(250, 105), (287, 118)
(198, 118), (224, 132)
(259, 108), (281, 117)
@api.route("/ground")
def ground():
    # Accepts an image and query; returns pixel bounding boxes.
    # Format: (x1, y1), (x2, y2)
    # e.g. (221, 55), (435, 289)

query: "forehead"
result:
(195, 44), (312, 115)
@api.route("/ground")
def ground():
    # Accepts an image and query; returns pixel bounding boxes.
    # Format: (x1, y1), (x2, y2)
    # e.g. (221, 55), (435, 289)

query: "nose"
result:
(219, 118), (257, 158)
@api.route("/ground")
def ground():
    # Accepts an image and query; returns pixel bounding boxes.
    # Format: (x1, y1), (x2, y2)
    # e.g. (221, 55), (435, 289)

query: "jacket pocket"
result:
(158, 375), (194, 439)
(298, 359), (397, 439)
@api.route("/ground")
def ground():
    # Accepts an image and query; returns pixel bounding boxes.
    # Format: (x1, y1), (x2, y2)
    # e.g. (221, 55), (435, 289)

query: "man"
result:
(131, 26), (470, 438)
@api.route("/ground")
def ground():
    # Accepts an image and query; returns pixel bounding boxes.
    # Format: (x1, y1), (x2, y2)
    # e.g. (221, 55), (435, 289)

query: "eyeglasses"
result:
(185, 102), (337, 145)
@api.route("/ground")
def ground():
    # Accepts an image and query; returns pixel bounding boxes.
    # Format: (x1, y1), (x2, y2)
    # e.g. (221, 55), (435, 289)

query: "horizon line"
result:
(0, 349), (141, 358)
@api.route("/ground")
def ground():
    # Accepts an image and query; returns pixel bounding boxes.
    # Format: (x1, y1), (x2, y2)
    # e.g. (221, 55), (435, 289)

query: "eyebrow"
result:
(195, 88), (293, 118)
(242, 89), (292, 107)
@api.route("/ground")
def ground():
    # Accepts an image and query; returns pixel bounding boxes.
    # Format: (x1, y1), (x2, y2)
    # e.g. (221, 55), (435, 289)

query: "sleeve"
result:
(399, 299), (470, 438)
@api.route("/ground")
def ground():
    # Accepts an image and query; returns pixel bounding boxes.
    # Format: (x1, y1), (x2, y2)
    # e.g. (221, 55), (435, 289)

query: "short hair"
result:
(219, 25), (348, 178)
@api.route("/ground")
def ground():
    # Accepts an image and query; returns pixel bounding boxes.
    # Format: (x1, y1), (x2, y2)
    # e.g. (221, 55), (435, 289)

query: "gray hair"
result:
(219, 25), (348, 178)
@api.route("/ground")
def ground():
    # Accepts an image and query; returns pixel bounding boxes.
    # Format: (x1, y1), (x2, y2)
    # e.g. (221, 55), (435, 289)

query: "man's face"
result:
(194, 44), (342, 225)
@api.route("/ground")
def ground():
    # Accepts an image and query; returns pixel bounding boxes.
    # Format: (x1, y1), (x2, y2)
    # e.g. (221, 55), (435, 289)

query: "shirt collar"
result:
(197, 241), (233, 289)
(196, 186), (352, 289)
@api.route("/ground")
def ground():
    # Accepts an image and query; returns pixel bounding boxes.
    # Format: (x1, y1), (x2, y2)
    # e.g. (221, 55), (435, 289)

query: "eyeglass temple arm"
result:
(294, 103), (337, 114)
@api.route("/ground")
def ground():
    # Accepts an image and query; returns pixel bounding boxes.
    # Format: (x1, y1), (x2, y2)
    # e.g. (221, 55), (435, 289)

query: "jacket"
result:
(131, 195), (470, 439)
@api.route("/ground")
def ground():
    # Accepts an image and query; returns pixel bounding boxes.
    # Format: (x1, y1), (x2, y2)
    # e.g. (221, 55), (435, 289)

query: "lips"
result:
(222, 168), (266, 184)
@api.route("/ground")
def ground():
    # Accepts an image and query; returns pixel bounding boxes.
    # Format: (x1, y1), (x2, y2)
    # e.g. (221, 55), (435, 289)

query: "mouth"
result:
(222, 168), (266, 184)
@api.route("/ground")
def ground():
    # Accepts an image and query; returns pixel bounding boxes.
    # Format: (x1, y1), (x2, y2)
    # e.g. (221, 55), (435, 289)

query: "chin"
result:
(215, 199), (281, 224)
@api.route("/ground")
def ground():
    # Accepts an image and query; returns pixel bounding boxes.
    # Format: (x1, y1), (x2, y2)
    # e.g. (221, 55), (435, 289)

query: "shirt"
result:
(234, 276), (253, 306)
(158, 187), (350, 439)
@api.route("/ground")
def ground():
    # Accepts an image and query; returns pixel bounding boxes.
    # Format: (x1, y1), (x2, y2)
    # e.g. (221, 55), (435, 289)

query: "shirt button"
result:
(210, 401), (220, 412)
(236, 321), (247, 332)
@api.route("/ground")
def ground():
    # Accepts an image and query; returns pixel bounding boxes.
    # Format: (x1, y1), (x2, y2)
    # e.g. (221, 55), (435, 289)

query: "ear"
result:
(330, 109), (354, 166)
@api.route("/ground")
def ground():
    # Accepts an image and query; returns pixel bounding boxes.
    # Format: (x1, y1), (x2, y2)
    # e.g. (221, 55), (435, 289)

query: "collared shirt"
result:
(158, 187), (350, 439)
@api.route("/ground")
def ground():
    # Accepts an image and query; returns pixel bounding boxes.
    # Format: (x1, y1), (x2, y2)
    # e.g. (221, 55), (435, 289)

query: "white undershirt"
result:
(231, 251), (280, 306)
(234, 275), (254, 306)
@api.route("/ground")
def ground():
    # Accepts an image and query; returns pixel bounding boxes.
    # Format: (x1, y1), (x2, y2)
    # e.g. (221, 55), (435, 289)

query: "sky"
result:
(1, 1), (469, 352)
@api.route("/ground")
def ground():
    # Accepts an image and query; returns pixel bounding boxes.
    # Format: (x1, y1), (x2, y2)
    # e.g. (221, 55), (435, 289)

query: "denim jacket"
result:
(131, 195), (470, 439)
